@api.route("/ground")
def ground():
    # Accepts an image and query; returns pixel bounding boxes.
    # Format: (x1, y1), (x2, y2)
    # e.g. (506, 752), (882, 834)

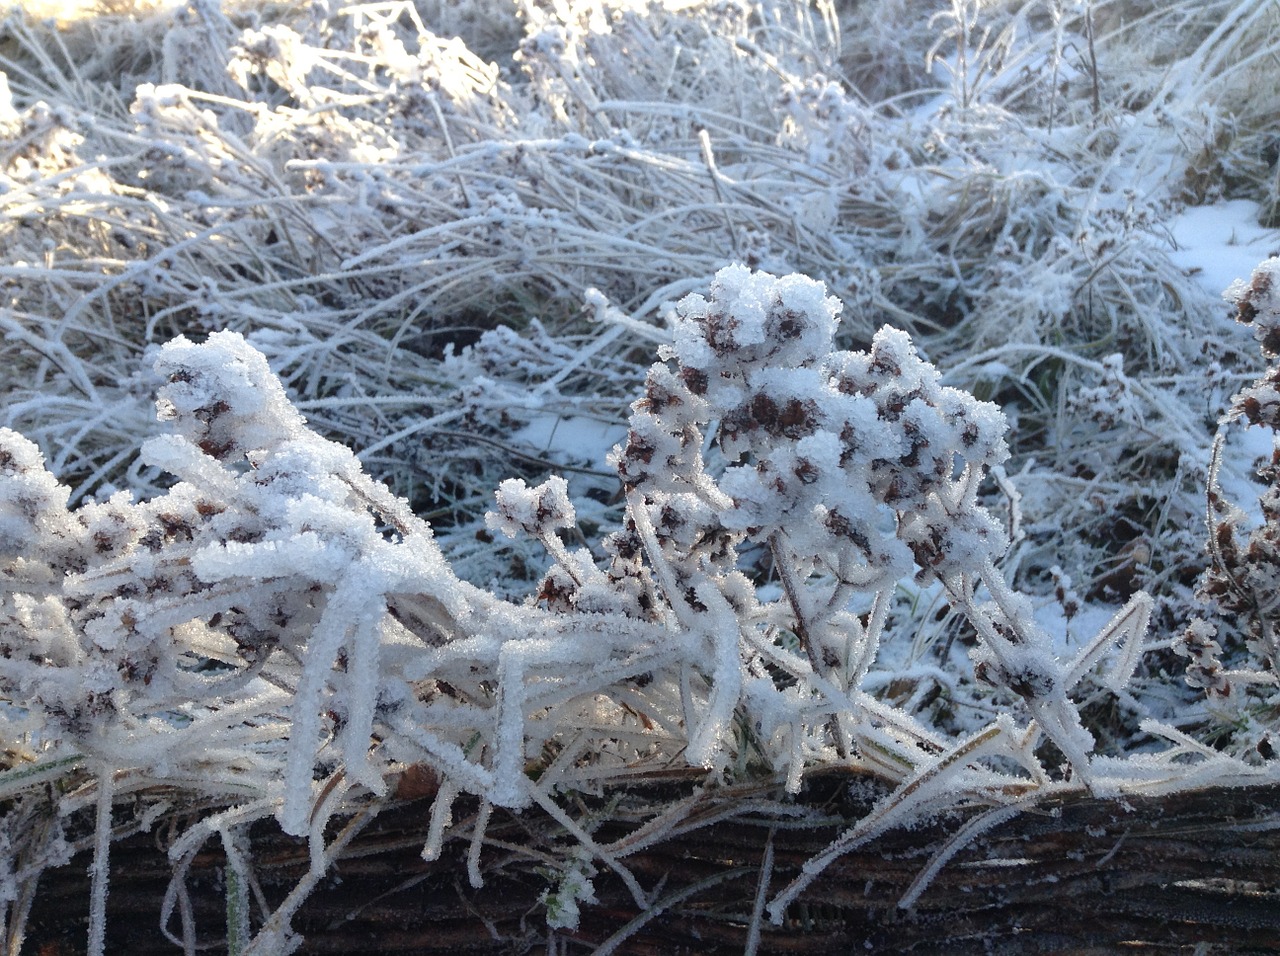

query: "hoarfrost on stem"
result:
(0, 266), (1210, 954)
(1179, 257), (1280, 718)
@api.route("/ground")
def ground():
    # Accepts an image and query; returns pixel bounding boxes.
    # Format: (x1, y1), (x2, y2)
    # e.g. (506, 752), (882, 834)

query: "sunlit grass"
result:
(12, 0), (173, 22)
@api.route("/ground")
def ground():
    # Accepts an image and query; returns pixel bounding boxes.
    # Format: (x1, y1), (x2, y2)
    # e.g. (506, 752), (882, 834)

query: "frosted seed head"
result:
(1175, 618), (1231, 695)
(487, 476), (576, 539)
(154, 331), (306, 463)
(1229, 257), (1280, 356)
(0, 428), (74, 558)
(671, 265), (840, 378)
(535, 563), (579, 613)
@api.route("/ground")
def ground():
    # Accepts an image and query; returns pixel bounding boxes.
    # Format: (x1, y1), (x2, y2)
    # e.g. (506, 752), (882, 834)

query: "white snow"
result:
(1168, 200), (1280, 300)
(511, 415), (628, 469)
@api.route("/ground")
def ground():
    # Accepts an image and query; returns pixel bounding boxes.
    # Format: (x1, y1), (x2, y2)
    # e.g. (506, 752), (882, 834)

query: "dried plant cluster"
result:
(3, 263), (1279, 953)
(0, 0), (1273, 569)
(3, 0), (1280, 952)
(1179, 260), (1280, 717)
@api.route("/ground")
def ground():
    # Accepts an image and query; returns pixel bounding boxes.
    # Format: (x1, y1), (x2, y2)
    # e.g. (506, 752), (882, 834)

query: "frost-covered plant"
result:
(1178, 258), (1280, 738)
(4, 0), (1280, 944)
(0, 0), (882, 518)
(1, 266), (1204, 954)
(610, 264), (1111, 772)
(0, 0), (1260, 621)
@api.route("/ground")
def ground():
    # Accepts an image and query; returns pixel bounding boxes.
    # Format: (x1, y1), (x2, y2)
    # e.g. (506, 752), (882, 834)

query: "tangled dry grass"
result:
(4, 1), (1280, 952)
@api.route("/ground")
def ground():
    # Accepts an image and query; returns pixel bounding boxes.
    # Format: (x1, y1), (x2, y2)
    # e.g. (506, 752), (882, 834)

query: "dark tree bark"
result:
(22, 774), (1280, 955)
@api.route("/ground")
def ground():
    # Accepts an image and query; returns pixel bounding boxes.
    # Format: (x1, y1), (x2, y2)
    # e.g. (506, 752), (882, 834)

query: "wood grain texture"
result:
(21, 774), (1280, 954)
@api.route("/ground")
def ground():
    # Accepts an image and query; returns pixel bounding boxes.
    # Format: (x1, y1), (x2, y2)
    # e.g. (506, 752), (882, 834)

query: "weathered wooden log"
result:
(21, 774), (1280, 954)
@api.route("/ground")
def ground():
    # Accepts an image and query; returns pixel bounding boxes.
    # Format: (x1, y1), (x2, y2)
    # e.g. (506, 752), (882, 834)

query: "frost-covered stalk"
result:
(605, 264), (1097, 777)
(1, 332), (488, 829)
(1179, 257), (1280, 708)
(1, 268), (1158, 950)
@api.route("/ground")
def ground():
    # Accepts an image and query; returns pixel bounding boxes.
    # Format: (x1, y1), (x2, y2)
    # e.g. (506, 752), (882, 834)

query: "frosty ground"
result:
(4, 1), (1280, 953)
